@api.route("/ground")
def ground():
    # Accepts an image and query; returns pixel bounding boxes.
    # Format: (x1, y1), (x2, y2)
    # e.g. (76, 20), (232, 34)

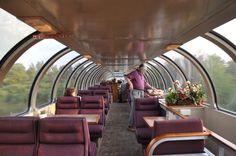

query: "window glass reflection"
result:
(36, 51), (79, 106)
(181, 37), (236, 112)
(0, 39), (66, 115)
(0, 8), (35, 61)
(214, 18), (236, 45)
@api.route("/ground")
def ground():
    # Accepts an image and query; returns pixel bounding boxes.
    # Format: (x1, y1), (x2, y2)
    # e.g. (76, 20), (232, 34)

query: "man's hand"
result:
(129, 83), (133, 90)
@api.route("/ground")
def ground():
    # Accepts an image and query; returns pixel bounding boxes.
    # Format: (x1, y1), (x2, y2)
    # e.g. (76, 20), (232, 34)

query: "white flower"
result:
(192, 86), (198, 92)
(186, 81), (191, 85)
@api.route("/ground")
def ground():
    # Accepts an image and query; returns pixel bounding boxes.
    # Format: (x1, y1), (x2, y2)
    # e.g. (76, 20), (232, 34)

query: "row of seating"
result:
(0, 116), (96, 156)
(56, 96), (105, 141)
(133, 97), (208, 155)
(77, 89), (111, 114)
(134, 97), (166, 147)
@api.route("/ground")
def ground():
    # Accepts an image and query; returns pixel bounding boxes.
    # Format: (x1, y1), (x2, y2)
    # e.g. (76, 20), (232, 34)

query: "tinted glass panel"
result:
(36, 51), (79, 107)
(56, 57), (87, 97)
(0, 8), (35, 60)
(0, 39), (65, 115)
(214, 18), (236, 45)
(164, 50), (209, 102)
(181, 37), (236, 112)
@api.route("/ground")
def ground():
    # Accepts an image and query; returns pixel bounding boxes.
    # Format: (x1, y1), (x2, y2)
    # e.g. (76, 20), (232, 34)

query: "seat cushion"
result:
(0, 145), (35, 156)
(55, 109), (79, 114)
(38, 144), (85, 156)
(88, 125), (104, 139)
(136, 127), (152, 140)
(89, 142), (97, 156)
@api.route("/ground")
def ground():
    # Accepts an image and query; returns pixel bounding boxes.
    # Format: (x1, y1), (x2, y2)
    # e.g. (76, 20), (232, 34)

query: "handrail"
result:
(160, 103), (236, 152)
(146, 131), (210, 156)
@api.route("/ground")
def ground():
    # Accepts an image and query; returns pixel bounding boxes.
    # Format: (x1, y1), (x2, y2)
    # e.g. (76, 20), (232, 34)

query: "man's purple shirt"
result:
(126, 70), (151, 90)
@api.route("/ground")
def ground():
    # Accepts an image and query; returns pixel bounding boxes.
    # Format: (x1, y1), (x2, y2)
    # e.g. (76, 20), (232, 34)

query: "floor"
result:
(98, 102), (144, 156)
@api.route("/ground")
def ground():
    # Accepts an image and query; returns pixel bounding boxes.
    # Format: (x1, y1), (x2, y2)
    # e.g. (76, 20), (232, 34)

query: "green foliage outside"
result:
(0, 54), (235, 115)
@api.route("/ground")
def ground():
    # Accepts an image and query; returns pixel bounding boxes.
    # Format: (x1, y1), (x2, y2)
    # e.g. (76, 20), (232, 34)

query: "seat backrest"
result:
(99, 86), (112, 93)
(135, 97), (159, 111)
(0, 117), (38, 156)
(88, 86), (100, 90)
(38, 117), (90, 156)
(152, 118), (204, 155)
(78, 90), (93, 97)
(56, 96), (80, 114)
(80, 96), (105, 125)
(135, 98), (165, 128)
(93, 90), (109, 99)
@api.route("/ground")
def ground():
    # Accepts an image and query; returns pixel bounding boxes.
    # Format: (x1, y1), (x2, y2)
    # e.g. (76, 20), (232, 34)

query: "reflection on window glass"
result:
(69, 61), (92, 88)
(164, 50), (209, 102)
(0, 39), (65, 115)
(146, 63), (165, 89)
(153, 57), (185, 85)
(36, 51), (79, 107)
(56, 57), (87, 97)
(0, 8), (35, 60)
(181, 37), (236, 112)
(214, 18), (236, 45)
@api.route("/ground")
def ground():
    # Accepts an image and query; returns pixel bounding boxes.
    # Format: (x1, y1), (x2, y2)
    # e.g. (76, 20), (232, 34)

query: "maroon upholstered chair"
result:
(0, 117), (39, 156)
(148, 118), (206, 155)
(78, 90), (94, 97)
(134, 98), (166, 148)
(38, 117), (96, 156)
(93, 90), (110, 114)
(80, 96), (105, 141)
(55, 96), (80, 114)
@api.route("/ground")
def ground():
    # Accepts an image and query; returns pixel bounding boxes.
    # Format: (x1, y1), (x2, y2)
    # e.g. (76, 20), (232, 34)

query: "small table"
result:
(143, 116), (166, 127)
(52, 114), (100, 124)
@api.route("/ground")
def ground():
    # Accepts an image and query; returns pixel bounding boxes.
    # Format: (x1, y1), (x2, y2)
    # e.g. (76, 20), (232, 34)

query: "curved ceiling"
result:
(0, 0), (236, 72)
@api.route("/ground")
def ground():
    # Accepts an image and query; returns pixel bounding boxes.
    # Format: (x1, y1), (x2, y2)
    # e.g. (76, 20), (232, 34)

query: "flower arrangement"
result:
(165, 80), (206, 106)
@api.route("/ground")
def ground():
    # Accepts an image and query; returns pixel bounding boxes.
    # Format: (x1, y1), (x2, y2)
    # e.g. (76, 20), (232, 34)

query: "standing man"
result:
(125, 64), (156, 131)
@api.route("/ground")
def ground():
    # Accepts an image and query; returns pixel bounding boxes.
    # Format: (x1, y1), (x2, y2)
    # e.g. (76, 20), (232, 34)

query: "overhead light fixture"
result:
(83, 54), (92, 59)
(165, 43), (181, 51)
(19, 16), (57, 33)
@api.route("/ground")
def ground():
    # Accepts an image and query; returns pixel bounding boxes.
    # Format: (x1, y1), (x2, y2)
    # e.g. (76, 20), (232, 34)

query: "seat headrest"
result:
(77, 90), (93, 96)
(39, 117), (89, 144)
(152, 118), (204, 155)
(80, 96), (104, 109)
(0, 117), (38, 144)
(57, 96), (80, 103)
(135, 97), (159, 110)
(153, 118), (203, 136)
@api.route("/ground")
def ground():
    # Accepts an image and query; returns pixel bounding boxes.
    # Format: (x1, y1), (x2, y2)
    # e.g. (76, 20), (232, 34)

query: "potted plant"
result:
(165, 80), (206, 106)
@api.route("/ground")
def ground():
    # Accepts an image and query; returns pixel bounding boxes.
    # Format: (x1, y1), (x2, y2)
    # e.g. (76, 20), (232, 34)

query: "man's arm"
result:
(125, 75), (133, 90)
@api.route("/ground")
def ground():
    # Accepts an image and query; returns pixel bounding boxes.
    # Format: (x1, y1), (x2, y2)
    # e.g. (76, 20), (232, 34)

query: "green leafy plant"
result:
(165, 80), (206, 106)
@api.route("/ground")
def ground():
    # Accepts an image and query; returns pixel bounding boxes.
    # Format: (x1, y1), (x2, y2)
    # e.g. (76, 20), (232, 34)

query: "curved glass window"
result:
(56, 57), (87, 97)
(181, 37), (236, 113)
(68, 61), (92, 88)
(148, 61), (172, 89)
(0, 8), (35, 60)
(153, 57), (185, 85)
(36, 51), (79, 107)
(164, 50), (209, 102)
(214, 18), (236, 45)
(0, 39), (65, 115)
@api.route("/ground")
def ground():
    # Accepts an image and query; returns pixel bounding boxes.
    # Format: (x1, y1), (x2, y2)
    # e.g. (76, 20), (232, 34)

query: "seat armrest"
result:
(146, 131), (210, 156)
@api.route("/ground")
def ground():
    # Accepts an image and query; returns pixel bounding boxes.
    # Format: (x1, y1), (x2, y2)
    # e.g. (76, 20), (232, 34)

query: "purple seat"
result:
(151, 118), (204, 155)
(38, 117), (96, 156)
(0, 117), (38, 156)
(55, 96), (80, 114)
(78, 90), (93, 97)
(80, 96), (105, 141)
(134, 97), (166, 148)
(93, 90), (110, 114)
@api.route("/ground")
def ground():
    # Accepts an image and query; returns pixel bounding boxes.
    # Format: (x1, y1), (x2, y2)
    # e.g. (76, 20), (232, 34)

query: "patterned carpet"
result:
(98, 102), (144, 156)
